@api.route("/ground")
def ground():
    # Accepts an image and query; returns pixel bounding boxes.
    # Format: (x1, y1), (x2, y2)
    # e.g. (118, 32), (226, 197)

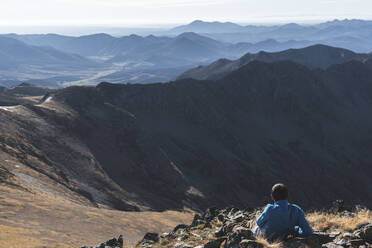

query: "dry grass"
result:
(0, 153), (194, 248)
(254, 237), (283, 248)
(0, 184), (193, 248)
(248, 207), (372, 247)
(149, 226), (215, 248)
(306, 210), (371, 232)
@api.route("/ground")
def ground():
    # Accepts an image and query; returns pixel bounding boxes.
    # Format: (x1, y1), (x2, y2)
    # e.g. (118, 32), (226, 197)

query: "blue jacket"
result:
(254, 200), (313, 240)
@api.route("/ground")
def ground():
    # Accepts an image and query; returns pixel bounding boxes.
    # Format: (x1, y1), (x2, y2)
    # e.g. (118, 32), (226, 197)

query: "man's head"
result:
(271, 183), (288, 201)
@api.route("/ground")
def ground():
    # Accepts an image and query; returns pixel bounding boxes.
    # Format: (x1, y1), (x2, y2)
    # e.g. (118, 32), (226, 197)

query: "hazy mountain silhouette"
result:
(4, 33), (115, 57)
(170, 19), (372, 53)
(169, 20), (246, 34)
(179, 44), (371, 80)
(0, 36), (97, 69)
(2, 19), (372, 87)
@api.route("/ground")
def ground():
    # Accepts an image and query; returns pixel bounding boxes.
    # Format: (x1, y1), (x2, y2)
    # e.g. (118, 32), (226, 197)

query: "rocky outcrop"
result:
(135, 206), (371, 248)
(81, 235), (123, 248)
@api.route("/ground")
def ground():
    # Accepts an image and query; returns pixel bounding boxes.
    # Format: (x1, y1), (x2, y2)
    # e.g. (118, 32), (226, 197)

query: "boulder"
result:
(331, 200), (353, 213)
(173, 243), (194, 248)
(81, 235), (123, 248)
(214, 226), (225, 237)
(143, 233), (159, 243)
(224, 221), (239, 233)
(226, 226), (253, 248)
(204, 207), (220, 222)
(173, 224), (189, 233)
(192, 214), (206, 227)
(138, 233), (159, 247)
(169, 225), (190, 240)
(312, 232), (335, 244)
(354, 223), (372, 242)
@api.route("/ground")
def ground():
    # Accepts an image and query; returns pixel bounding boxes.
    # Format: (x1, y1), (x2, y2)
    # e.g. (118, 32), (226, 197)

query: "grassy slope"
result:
(0, 150), (193, 248)
(0, 184), (193, 248)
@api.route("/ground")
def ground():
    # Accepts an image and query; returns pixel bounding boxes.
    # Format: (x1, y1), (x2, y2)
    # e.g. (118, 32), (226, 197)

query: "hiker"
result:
(253, 183), (313, 241)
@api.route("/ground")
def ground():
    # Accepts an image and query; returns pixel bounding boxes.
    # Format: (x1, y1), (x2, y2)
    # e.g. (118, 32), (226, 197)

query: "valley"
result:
(1, 17), (372, 248)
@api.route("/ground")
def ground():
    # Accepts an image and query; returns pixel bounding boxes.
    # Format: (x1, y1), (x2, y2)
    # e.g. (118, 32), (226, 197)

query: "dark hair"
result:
(271, 183), (288, 201)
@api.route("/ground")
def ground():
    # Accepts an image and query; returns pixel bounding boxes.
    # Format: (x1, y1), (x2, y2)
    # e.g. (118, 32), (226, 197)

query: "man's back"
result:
(255, 200), (313, 241)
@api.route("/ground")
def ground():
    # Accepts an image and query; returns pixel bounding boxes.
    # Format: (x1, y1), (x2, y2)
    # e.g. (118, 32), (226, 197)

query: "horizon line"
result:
(1, 17), (372, 28)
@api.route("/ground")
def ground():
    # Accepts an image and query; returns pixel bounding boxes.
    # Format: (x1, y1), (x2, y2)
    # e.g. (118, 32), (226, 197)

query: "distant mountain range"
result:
(169, 20), (247, 34)
(0, 36), (96, 69)
(4, 32), (281, 63)
(1, 53), (372, 211)
(0, 32), (316, 87)
(1, 19), (372, 87)
(179, 44), (372, 80)
(166, 19), (372, 53)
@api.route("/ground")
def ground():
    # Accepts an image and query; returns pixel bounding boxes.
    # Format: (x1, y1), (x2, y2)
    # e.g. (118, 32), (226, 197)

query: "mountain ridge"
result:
(1, 58), (372, 212)
(178, 44), (371, 80)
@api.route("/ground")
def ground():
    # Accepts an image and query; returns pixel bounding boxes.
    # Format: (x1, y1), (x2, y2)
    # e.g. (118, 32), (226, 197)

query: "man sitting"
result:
(253, 183), (313, 241)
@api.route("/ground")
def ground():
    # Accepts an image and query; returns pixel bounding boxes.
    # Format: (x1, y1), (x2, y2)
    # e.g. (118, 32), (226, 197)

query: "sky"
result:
(1, 0), (372, 29)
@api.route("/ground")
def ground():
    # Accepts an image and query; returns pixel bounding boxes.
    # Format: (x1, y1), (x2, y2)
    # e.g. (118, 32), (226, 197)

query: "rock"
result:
(322, 237), (366, 248)
(173, 243), (193, 248)
(214, 227), (225, 237)
(82, 235), (123, 248)
(239, 239), (264, 248)
(331, 200), (353, 213)
(177, 234), (189, 241)
(322, 243), (344, 248)
(342, 232), (355, 239)
(334, 237), (348, 246)
(138, 233), (159, 247)
(204, 222), (213, 229)
(231, 213), (245, 223)
(160, 232), (169, 238)
(173, 224), (189, 233)
(313, 232), (335, 244)
(226, 227), (253, 248)
(204, 238), (226, 248)
(143, 233), (160, 243)
(192, 214), (205, 227)
(224, 221), (238, 233)
(132, 206), (371, 248)
(228, 208), (240, 216)
(204, 207), (220, 222)
(217, 214), (225, 222)
(354, 223), (372, 242)
(168, 224), (190, 240)
(347, 238), (365, 246)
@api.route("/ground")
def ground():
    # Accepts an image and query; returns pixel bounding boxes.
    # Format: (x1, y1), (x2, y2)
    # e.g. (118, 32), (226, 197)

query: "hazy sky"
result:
(1, 0), (372, 27)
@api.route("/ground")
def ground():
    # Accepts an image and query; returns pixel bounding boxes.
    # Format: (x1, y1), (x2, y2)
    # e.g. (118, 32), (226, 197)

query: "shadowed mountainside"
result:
(0, 83), (52, 106)
(178, 44), (371, 80)
(1, 59), (372, 212)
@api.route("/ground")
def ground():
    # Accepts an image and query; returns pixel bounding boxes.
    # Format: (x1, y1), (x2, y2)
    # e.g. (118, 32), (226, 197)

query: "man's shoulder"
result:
(289, 203), (304, 213)
(263, 203), (275, 212)
(265, 203), (275, 209)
